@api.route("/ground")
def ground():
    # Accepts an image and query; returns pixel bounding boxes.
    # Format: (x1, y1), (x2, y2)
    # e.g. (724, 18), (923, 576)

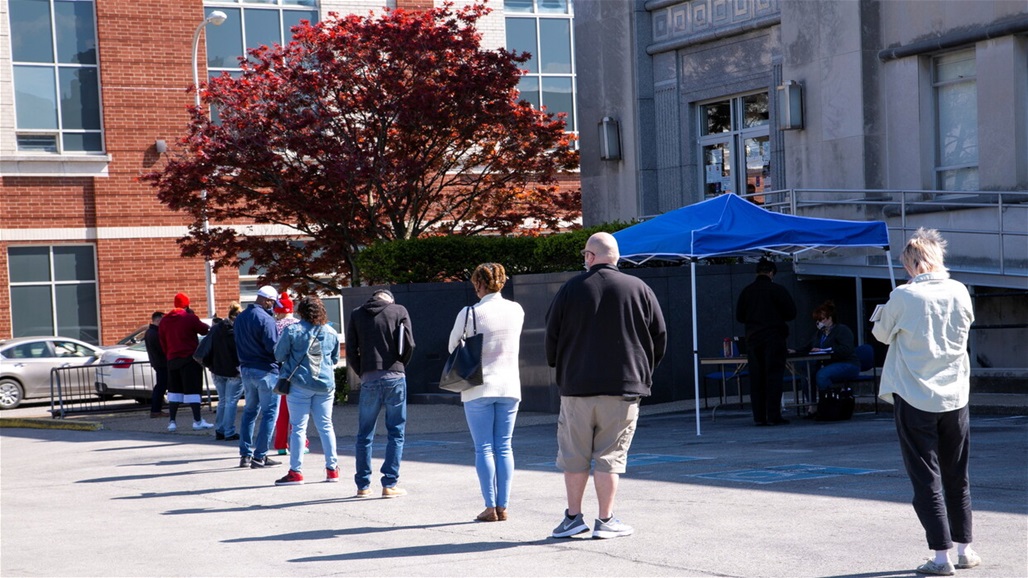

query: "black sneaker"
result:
(239, 456), (252, 468)
(250, 456), (282, 469)
(215, 432), (225, 441)
(224, 433), (240, 441)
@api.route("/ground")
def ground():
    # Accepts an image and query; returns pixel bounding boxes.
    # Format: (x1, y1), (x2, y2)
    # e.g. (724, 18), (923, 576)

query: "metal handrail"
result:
(751, 189), (1028, 283)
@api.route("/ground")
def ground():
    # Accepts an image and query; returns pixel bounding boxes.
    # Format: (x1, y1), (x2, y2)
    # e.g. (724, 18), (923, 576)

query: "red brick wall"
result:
(96, 238), (240, 343)
(0, 178), (98, 229)
(95, 0), (203, 229)
(396, 0), (436, 11)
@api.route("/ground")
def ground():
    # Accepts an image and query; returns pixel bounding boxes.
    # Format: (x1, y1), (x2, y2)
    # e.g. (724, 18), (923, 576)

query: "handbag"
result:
(439, 306), (484, 393)
(274, 328), (320, 395)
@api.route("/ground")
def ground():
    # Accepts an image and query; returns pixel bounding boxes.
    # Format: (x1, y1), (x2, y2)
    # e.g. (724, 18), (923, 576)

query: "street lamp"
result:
(191, 10), (227, 319)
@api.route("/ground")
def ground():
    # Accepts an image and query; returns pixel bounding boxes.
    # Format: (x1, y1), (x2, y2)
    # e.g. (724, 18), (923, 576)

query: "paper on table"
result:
(869, 304), (885, 323)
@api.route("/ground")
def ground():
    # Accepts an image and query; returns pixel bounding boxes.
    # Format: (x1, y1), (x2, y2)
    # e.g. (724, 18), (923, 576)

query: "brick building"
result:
(0, 0), (579, 344)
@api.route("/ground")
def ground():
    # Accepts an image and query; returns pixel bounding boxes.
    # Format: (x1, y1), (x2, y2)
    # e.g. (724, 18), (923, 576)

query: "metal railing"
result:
(753, 189), (1028, 286)
(50, 361), (213, 419)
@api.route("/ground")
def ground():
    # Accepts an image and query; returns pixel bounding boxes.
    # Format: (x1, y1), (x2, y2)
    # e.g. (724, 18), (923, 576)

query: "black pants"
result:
(746, 336), (786, 424)
(893, 395), (973, 550)
(150, 366), (168, 413)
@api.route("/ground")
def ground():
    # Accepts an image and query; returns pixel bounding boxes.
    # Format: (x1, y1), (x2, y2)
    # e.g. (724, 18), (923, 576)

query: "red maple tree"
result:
(144, 2), (580, 290)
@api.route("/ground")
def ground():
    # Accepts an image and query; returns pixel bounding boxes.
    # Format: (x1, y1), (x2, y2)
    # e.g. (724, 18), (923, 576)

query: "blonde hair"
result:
(471, 263), (507, 294)
(227, 301), (242, 319)
(901, 227), (948, 275)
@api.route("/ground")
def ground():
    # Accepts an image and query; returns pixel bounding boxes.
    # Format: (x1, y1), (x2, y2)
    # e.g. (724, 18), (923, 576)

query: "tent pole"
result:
(691, 259), (701, 436)
(885, 246), (897, 289)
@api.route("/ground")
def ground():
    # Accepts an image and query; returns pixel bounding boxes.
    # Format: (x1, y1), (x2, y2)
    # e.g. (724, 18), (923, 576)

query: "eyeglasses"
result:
(580, 250), (595, 257)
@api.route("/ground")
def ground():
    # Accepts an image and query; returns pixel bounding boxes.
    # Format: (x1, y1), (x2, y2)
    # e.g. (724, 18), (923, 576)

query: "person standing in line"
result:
(873, 228), (979, 576)
(272, 295), (341, 486)
(272, 293), (301, 456)
(447, 263), (525, 522)
(143, 311), (168, 418)
(346, 289), (415, 498)
(545, 232), (667, 539)
(158, 293), (212, 432)
(234, 285), (283, 469)
(735, 258), (797, 426)
(207, 302), (243, 441)
(794, 300), (860, 418)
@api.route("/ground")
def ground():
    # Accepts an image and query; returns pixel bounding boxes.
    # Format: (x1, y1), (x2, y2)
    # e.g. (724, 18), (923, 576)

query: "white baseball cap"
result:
(256, 285), (278, 300)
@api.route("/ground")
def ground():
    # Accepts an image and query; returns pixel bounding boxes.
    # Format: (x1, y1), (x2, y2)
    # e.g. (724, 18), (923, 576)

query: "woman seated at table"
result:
(794, 300), (860, 417)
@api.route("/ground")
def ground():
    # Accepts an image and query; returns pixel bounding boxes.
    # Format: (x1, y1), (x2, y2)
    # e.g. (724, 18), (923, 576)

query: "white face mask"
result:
(816, 321), (826, 330)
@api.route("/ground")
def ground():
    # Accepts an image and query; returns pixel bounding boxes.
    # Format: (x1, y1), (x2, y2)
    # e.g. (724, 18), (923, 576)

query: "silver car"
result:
(0, 337), (104, 410)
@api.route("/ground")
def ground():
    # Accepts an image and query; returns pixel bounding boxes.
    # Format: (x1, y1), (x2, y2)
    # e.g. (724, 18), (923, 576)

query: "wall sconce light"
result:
(598, 116), (622, 161)
(155, 139), (168, 153)
(777, 80), (804, 130)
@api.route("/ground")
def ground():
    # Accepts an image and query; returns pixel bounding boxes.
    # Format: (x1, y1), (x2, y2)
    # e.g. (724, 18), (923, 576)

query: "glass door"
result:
(698, 92), (770, 203)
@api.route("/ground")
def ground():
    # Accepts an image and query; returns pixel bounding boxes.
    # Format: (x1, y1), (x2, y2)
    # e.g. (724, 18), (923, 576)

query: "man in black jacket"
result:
(143, 312), (168, 418)
(736, 258), (797, 426)
(205, 302), (243, 441)
(346, 290), (415, 498)
(545, 232), (667, 540)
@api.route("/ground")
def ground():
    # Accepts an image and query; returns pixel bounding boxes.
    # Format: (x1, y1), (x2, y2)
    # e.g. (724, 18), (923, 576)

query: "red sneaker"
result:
(274, 470), (304, 486)
(325, 467), (339, 483)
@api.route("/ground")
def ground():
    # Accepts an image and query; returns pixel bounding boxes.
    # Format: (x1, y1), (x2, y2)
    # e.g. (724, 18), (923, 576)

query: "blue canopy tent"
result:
(612, 193), (894, 435)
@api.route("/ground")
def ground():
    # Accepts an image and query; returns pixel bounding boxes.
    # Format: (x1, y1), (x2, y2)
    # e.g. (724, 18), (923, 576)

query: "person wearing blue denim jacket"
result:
(346, 289), (415, 498)
(272, 296), (340, 486)
(234, 285), (282, 469)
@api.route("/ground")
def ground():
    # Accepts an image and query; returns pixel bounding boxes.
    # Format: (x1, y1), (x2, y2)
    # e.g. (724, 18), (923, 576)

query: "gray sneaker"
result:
(551, 510), (590, 538)
(592, 516), (634, 539)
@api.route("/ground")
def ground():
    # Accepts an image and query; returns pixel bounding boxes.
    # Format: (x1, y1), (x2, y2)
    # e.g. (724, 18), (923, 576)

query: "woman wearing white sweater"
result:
(448, 263), (525, 522)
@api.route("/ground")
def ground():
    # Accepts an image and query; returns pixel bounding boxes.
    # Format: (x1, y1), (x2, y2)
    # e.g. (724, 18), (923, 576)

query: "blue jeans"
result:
(816, 362), (861, 390)
(213, 375), (243, 436)
(463, 397), (519, 508)
(355, 375), (407, 490)
(239, 367), (279, 460)
(286, 383), (338, 473)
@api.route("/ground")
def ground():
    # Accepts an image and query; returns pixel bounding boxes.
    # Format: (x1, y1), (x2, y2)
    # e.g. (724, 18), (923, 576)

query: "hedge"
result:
(355, 222), (634, 284)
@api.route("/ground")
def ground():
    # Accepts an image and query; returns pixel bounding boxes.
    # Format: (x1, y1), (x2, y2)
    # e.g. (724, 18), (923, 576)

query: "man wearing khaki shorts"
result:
(545, 232), (667, 539)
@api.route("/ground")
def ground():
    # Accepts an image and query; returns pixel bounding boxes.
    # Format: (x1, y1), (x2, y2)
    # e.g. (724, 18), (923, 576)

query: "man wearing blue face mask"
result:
(234, 285), (283, 469)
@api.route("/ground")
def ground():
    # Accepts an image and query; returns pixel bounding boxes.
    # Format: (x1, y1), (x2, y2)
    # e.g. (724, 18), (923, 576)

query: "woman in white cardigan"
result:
(448, 263), (525, 522)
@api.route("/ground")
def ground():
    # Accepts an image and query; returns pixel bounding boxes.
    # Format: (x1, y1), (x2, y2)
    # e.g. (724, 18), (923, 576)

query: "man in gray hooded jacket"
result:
(346, 289), (415, 498)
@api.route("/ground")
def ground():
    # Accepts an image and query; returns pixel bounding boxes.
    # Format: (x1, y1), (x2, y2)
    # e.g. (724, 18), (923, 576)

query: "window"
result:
(8, 0), (103, 153)
(7, 246), (99, 344)
(933, 49), (978, 191)
(204, 1), (318, 75)
(697, 92), (770, 202)
(505, 0), (577, 133)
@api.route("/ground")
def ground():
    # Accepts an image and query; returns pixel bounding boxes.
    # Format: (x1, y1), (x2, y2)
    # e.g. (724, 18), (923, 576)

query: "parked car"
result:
(94, 341), (158, 402)
(96, 320), (216, 403)
(0, 337), (104, 410)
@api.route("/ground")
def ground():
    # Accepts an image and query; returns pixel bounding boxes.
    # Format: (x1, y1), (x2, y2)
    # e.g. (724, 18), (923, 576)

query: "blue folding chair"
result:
(838, 344), (879, 413)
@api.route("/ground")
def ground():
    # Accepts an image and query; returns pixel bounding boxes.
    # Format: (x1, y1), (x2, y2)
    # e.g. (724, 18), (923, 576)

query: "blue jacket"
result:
(234, 303), (279, 372)
(275, 320), (340, 393)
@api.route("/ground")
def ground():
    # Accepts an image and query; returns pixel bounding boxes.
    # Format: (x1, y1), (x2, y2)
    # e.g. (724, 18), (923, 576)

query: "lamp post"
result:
(191, 10), (227, 319)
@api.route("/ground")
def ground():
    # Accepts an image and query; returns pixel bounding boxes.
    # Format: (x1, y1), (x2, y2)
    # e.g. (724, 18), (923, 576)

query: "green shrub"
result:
(333, 366), (349, 405)
(354, 222), (635, 284)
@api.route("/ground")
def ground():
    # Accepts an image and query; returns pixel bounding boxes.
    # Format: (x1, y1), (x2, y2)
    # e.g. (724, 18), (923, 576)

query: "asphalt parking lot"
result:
(1, 400), (1026, 577)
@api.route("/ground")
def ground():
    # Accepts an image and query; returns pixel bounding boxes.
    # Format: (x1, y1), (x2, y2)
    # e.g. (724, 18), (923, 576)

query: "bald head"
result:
(585, 232), (620, 265)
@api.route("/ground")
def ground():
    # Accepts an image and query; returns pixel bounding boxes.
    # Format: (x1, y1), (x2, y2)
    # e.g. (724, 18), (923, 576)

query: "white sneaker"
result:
(167, 421), (177, 432)
(192, 419), (214, 430)
(592, 516), (634, 539)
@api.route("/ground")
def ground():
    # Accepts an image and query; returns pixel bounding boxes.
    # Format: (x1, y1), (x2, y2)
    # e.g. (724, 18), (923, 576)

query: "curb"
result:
(0, 418), (103, 431)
